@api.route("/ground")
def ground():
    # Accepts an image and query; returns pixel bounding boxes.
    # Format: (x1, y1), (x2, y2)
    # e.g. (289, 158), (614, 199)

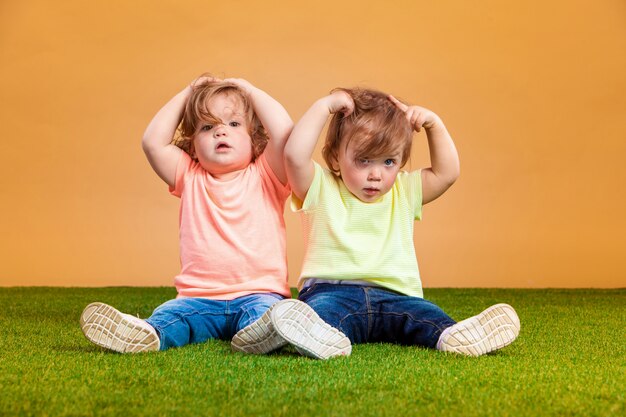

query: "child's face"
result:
(337, 140), (402, 203)
(193, 93), (253, 178)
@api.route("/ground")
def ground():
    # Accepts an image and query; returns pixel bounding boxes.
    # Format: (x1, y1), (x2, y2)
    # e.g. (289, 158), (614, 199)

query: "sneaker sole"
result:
(80, 302), (159, 353)
(439, 303), (520, 356)
(270, 299), (351, 360)
(231, 305), (287, 354)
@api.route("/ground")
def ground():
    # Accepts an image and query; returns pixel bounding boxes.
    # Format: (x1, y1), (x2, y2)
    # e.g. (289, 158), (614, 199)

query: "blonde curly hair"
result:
(173, 77), (268, 161)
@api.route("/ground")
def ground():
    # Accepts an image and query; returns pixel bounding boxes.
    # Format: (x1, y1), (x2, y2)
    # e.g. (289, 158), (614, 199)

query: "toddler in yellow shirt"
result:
(236, 87), (520, 358)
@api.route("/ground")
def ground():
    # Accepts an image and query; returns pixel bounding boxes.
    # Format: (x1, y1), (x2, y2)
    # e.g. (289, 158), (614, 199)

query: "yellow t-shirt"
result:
(291, 162), (424, 297)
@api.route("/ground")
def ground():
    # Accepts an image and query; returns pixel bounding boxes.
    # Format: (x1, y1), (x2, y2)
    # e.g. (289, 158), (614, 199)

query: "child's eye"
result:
(229, 121), (240, 127)
(200, 124), (213, 131)
(357, 158), (370, 165)
(384, 159), (396, 167)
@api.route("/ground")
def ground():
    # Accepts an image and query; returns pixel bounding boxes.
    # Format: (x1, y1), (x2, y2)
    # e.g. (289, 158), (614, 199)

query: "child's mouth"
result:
(363, 188), (379, 196)
(216, 142), (231, 151)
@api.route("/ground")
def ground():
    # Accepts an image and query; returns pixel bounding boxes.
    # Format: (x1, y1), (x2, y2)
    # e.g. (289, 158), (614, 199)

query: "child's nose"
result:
(213, 125), (227, 137)
(368, 168), (382, 181)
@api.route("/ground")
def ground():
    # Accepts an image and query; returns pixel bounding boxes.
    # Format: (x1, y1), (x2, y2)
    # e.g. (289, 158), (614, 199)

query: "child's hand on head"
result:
(224, 78), (254, 94)
(325, 90), (355, 116)
(190, 75), (221, 88)
(389, 95), (441, 132)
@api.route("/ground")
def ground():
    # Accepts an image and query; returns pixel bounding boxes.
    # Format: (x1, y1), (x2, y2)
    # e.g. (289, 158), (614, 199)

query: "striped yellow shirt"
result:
(291, 162), (424, 297)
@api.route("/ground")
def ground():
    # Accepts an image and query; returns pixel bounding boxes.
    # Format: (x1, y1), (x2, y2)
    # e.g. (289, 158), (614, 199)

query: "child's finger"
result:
(415, 113), (425, 132)
(338, 92), (355, 116)
(191, 76), (220, 88)
(388, 95), (409, 112)
(406, 109), (419, 131)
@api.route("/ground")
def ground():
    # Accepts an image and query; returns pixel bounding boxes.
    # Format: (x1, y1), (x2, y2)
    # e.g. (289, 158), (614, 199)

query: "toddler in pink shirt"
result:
(80, 75), (295, 353)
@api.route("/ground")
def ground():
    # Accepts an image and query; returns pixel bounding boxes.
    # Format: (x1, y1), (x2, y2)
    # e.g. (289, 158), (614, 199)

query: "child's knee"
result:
(237, 293), (283, 330)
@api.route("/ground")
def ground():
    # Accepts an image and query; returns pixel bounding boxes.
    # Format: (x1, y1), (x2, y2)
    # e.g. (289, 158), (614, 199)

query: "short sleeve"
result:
(398, 169), (423, 220)
(168, 151), (193, 198)
(257, 153), (291, 201)
(290, 161), (324, 212)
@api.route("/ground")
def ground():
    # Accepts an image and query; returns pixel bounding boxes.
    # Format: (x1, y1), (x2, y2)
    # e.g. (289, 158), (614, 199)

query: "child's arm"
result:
(390, 96), (460, 205)
(225, 78), (293, 185)
(284, 91), (355, 201)
(141, 84), (194, 188)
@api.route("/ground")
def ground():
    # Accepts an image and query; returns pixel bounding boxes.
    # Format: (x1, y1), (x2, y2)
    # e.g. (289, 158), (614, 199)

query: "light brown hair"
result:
(174, 77), (268, 161)
(322, 88), (413, 174)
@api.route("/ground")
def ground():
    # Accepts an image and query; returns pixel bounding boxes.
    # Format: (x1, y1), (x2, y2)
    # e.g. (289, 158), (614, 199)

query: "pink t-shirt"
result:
(169, 151), (291, 300)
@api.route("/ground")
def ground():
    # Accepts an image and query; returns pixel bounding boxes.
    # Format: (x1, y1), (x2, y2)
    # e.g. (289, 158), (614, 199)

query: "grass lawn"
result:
(0, 287), (624, 417)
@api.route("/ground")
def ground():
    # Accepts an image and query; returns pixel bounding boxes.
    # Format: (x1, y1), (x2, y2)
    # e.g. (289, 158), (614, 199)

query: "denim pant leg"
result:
(230, 293), (284, 335)
(145, 293), (285, 351)
(145, 298), (230, 350)
(299, 284), (456, 348)
(367, 287), (457, 349)
(298, 284), (371, 343)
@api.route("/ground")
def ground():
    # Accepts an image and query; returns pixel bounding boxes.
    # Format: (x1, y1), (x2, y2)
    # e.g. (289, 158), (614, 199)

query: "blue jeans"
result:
(145, 293), (284, 350)
(298, 283), (456, 349)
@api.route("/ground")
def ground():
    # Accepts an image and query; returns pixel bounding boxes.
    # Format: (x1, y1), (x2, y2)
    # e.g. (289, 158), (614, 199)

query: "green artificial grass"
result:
(0, 287), (624, 417)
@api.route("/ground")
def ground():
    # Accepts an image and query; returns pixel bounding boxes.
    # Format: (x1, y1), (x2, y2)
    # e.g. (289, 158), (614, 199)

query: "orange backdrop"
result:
(1, 0), (624, 288)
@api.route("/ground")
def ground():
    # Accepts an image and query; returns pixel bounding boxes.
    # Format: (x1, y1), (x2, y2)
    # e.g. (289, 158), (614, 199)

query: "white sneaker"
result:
(80, 302), (160, 353)
(231, 304), (287, 354)
(437, 303), (520, 356)
(270, 299), (351, 360)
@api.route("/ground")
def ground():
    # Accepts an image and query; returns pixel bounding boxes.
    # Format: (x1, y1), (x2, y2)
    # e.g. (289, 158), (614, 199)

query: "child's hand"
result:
(325, 91), (355, 116)
(224, 78), (255, 94)
(190, 75), (221, 89)
(389, 95), (440, 132)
